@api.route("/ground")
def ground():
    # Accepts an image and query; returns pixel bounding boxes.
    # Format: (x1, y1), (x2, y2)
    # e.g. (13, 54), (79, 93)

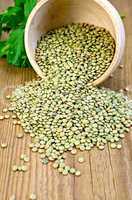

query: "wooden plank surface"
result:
(0, 0), (132, 200)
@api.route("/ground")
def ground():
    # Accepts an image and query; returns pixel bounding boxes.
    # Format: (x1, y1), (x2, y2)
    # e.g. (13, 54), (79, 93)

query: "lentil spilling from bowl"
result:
(8, 78), (132, 176)
(35, 23), (115, 83)
(2, 23), (131, 177)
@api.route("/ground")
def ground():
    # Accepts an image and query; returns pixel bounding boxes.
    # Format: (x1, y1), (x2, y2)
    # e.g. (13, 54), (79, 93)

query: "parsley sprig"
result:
(0, 0), (37, 67)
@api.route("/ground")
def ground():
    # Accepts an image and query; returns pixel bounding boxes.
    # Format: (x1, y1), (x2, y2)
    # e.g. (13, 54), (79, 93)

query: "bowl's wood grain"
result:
(25, 0), (125, 85)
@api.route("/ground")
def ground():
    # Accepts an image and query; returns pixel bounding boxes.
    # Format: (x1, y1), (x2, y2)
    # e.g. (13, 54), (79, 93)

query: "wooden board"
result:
(0, 0), (132, 199)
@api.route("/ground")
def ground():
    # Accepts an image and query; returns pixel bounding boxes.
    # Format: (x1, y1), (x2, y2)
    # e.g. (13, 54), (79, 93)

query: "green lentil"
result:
(6, 95), (11, 99)
(13, 120), (18, 125)
(119, 65), (124, 69)
(16, 133), (24, 138)
(2, 108), (8, 113)
(110, 143), (117, 149)
(20, 154), (25, 160)
(29, 143), (34, 148)
(12, 165), (18, 172)
(10, 195), (16, 200)
(42, 157), (49, 165)
(20, 154), (29, 162)
(29, 193), (37, 200)
(71, 149), (77, 155)
(12, 115), (17, 119)
(24, 156), (29, 162)
(98, 145), (105, 150)
(9, 79), (132, 174)
(4, 114), (10, 119)
(35, 23), (115, 83)
(1, 142), (8, 148)
(78, 156), (85, 163)
(70, 168), (76, 174)
(40, 154), (46, 159)
(62, 169), (69, 176)
(32, 147), (38, 152)
(18, 166), (22, 171)
(120, 134), (125, 138)
(0, 116), (4, 120)
(21, 165), (28, 172)
(53, 162), (59, 169)
(58, 167), (64, 173)
(7, 23), (132, 177)
(75, 170), (81, 176)
(117, 144), (122, 149)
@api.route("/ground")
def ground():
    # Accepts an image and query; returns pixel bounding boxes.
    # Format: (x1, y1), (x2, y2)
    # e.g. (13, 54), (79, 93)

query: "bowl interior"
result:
(25, 0), (123, 83)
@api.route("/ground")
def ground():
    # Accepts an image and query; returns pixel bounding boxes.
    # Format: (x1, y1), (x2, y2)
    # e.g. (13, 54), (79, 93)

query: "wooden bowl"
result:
(25, 0), (125, 85)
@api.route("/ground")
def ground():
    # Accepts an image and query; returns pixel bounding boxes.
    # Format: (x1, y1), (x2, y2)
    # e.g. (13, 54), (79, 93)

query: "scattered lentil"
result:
(110, 143), (117, 149)
(18, 166), (22, 171)
(62, 169), (69, 176)
(23, 156), (29, 162)
(12, 115), (17, 119)
(119, 89), (124, 93)
(20, 154), (29, 162)
(53, 162), (59, 169)
(29, 193), (37, 200)
(5, 23), (132, 176)
(78, 156), (85, 163)
(4, 114), (10, 119)
(12, 165), (18, 172)
(20, 154), (25, 160)
(0, 115), (4, 120)
(16, 133), (24, 138)
(119, 64), (124, 69)
(1, 142), (8, 148)
(117, 144), (122, 149)
(10, 194), (16, 200)
(9, 78), (132, 175)
(71, 149), (77, 155)
(125, 87), (129, 92)
(2, 108), (8, 113)
(70, 168), (76, 174)
(21, 165), (28, 172)
(98, 145), (105, 150)
(40, 154), (46, 159)
(42, 157), (49, 165)
(32, 147), (38, 152)
(75, 170), (81, 176)
(6, 95), (11, 99)
(13, 120), (18, 125)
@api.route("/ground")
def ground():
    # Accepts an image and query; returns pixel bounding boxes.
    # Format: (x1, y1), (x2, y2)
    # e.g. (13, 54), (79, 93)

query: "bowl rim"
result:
(25, 0), (125, 85)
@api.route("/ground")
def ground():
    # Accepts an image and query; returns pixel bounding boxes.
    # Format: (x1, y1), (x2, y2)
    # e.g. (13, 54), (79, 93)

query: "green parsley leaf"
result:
(0, 15), (3, 36)
(0, 6), (24, 32)
(0, 0), (37, 67)
(6, 29), (30, 67)
(0, 41), (9, 57)
(15, 0), (25, 6)
(24, 0), (36, 18)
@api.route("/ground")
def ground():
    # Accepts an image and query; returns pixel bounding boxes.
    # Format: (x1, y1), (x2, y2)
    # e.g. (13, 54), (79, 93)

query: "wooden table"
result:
(0, 0), (132, 199)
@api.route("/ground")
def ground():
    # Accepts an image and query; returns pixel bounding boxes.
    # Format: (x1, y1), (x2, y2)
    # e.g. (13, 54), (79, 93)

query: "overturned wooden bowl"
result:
(25, 0), (125, 85)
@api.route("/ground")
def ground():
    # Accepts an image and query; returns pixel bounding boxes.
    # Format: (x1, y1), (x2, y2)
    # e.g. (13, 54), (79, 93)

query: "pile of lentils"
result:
(9, 78), (132, 176)
(5, 23), (131, 176)
(35, 23), (115, 83)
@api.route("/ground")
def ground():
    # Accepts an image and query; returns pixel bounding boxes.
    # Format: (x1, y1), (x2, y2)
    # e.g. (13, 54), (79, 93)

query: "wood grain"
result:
(0, 0), (132, 200)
